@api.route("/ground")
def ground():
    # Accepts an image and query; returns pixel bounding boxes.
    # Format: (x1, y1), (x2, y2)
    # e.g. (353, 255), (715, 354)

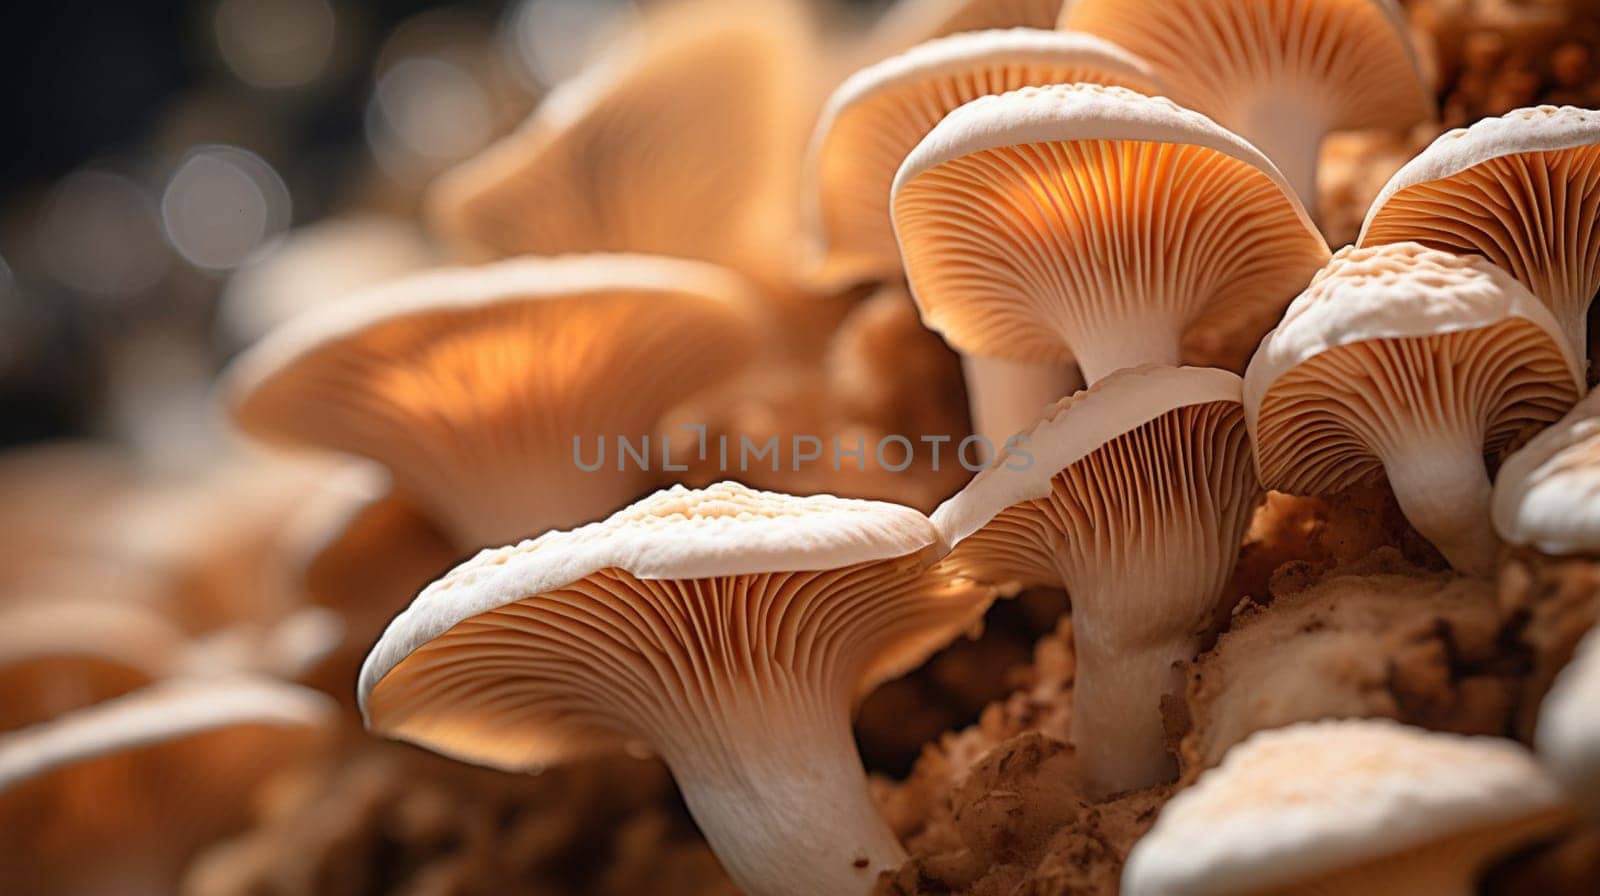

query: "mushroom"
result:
(359, 482), (995, 896)
(1493, 389), (1600, 557)
(1360, 105), (1600, 364)
(807, 28), (1159, 288)
(0, 598), (183, 731)
(0, 678), (336, 896)
(1538, 626), (1600, 817)
(1246, 242), (1584, 577)
(1123, 719), (1576, 896)
(224, 255), (760, 551)
(932, 365), (1261, 795)
(426, 0), (808, 279)
(868, 0), (1067, 55)
(1059, 0), (1433, 220)
(892, 84), (1329, 387)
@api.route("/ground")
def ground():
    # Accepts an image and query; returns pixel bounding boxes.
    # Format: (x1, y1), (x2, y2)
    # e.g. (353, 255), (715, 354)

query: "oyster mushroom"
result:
(224, 255), (760, 551)
(1060, 0), (1433, 219)
(0, 678), (336, 896)
(892, 84), (1329, 387)
(1493, 389), (1600, 557)
(1361, 105), (1600, 366)
(1247, 243), (1583, 577)
(933, 366), (1260, 795)
(1124, 719), (1575, 896)
(359, 482), (994, 896)
(1538, 627), (1600, 817)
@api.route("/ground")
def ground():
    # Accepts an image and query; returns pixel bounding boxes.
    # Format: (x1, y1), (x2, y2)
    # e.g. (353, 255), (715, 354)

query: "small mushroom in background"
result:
(1247, 242), (1584, 578)
(1538, 626), (1600, 818)
(426, 0), (812, 285)
(933, 366), (1261, 796)
(216, 215), (437, 352)
(1179, 548), (1514, 775)
(892, 84), (1329, 391)
(0, 678), (337, 896)
(359, 482), (996, 896)
(1060, 0), (1434, 222)
(1122, 718), (1576, 896)
(224, 255), (761, 552)
(1360, 105), (1600, 366)
(0, 598), (184, 732)
(1494, 389), (1600, 557)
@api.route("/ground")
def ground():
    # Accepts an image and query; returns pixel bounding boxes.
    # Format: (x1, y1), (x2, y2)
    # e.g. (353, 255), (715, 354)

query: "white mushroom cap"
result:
(360, 482), (993, 896)
(806, 28), (1159, 287)
(1246, 243), (1584, 576)
(1493, 389), (1600, 556)
(427, 0), (808, 279)
(1361, 105), (1600, 362)
(1537, 627), (1600, 817)
(1123, 719), (1572, 896)
(224, 255), (760, 551)
(893, 84), (1328, 384)
(1060, 0), (1432, 218)
(932, 366), (1260, 794)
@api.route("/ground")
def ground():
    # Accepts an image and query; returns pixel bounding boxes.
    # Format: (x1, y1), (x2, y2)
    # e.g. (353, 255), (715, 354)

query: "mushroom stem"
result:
(960, 355), (1082, 447)
(1070, 634), (1191, 797)
(1070, 319), (1183, 385)
(1381, 435), (1502, 577)
(1233, 95), (1326, 223)
(657, 688), (905, 896)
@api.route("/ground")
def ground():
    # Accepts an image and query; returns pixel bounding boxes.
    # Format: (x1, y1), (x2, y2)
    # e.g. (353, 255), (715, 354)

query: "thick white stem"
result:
(960, 355), (1083, 448)
(1232, 97), (1327, 224)
(1071, 322), (1184, 385)
(660, 697), (905, 896)
(1070, 635), (1194, 798)
(1382, 438), (1501, 577)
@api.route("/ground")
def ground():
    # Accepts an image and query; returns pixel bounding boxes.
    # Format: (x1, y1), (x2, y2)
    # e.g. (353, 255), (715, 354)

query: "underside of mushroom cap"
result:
(1058, 0), (1431, 134)
(892, 83), (1328, 380)
(426, 0), (807, 273)
(1247, 243), (1583, 498)
(806, 28), (1160, 285)
(1124, 719), (1570, 896)
(1493, 390), (1600, 556)
(225, 255), (760, 549)
(1360, 105), (1600, 359)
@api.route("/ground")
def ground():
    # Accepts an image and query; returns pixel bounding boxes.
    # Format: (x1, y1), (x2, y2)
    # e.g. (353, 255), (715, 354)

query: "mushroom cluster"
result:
(4, 1), (1600, 895)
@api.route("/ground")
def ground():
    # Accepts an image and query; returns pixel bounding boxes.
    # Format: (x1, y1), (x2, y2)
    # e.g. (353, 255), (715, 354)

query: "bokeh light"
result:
(160, 144), (292, 272)
(213, 0), (338, 90)
(365, 56), (495, 182)
(499, 0), (637, 89)
(36, 169), (170, 302)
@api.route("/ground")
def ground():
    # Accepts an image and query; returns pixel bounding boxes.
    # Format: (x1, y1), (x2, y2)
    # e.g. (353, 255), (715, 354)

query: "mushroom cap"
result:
(872, 0), (1067, 50)
(1246, 242), (1584, 496)
(359, 481), (987, 772)
(1493, 390), (1600, 556)
(934, 365), (1245, 547)
(1058, 0), (1430, 132)
(1360, 105), (1600, 354)
(1537, 627), (1600, 813)
(891, 83), (1327, 369)
(224, 254), (760, 548)
(806, 28), (1159, 285)
(426, 0), (807, 275)
(1123, 718), (1568, 896)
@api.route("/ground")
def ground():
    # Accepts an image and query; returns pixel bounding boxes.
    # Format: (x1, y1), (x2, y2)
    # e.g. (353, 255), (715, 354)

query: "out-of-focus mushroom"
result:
(1538, 626), (1600, 817)
(224, 255), (760, 551)
(217, 215), (436, 350)
(933, 366), (1260, 795)
(0, 678), (336, 896)
(427, 0), (809, 280)
(1247, 243), (1583, 577)
(892, 84), (1328, 387)
(360, 482), (994, 896)
(1494, 390), (1600, 557)
(1124, 719), (1575, 896)
(1361, 105), (1600, 363)
(0, 599), (184, 731)
(807, 28), (1158, 288)
(868, 0), (1066, 56)
(1060, 0), (1433, 219)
